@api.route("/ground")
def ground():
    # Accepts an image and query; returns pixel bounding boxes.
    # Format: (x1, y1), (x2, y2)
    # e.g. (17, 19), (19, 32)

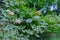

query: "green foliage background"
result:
(0, 0), (60, 40)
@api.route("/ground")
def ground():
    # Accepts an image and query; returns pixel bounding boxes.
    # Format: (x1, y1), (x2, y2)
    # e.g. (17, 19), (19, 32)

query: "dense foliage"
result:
(0, 0), (60, 40)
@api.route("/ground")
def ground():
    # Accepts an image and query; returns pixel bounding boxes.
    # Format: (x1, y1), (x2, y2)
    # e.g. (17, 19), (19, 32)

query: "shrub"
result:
(0, 0), (60, 40)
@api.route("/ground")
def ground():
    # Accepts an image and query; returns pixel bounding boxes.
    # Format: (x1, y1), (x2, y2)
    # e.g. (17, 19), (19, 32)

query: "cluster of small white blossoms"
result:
(49, 4), (58, 11)
(36, 4), (58, 15)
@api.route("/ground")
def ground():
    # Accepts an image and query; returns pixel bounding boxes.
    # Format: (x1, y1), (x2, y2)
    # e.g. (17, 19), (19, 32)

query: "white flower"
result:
(26, 19), (33, 23)
(42, 8), (46, 13)
(15, 19), (21, 24)
(50, 5), (54, 11)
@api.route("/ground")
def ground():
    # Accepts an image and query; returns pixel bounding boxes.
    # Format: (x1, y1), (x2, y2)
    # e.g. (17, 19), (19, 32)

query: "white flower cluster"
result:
(49, 4), (58, 11)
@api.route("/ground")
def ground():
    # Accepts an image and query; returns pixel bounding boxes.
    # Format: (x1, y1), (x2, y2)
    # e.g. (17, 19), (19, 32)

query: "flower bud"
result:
(36, 11), (41, 16)
(6, 10), (14, 16)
